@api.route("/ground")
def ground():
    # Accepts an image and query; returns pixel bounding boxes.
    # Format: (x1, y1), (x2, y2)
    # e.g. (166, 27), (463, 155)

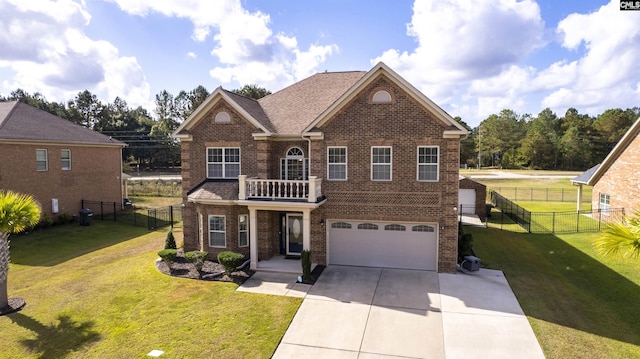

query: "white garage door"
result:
(458, 189), (476, 214)
(328, 221), (438, 271)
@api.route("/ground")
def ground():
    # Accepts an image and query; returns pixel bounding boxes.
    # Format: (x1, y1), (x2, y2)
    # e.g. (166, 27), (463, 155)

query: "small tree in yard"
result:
(0, 191), (41, 315)
(164, 230), (177, 249)
(596, 211), (640, 259)
(185, 251), (208, 277)
(217, 251), (245, 275)
(157, 249), (178, 272)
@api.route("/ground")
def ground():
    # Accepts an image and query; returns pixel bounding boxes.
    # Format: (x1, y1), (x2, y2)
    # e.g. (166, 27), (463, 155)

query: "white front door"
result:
(286, 214), (303, 255)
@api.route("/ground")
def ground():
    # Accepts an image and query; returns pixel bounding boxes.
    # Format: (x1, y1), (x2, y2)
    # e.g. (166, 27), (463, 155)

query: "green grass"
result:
(1, 222), (301, 358)
(467, 226), (640, 358)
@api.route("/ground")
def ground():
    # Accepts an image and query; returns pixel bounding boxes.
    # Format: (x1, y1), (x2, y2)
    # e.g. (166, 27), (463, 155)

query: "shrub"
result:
(164, 230), (177, 249)
(157, 249), (178, 269)
(301, 250), (312, 282)
(458, 233), (474, 261)
(37, 215), (54, 229)
(217, 251), (245, 274)
(54, 213), (75, 225)
(185, 251), (208, 275)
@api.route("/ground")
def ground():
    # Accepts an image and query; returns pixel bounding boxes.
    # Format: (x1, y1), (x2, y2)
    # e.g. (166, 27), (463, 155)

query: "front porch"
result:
(256, 255), (318, 274)
(238, 175), (323, 203)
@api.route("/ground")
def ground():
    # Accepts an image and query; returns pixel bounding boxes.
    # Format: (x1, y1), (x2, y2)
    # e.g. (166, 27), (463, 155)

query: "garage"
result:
(328, 220), (438, 270)
(458, 189), (476, 214)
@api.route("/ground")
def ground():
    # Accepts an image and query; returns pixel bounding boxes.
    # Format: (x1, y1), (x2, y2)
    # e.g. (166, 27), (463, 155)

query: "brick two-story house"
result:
(572, 116), (640, 216)
(173, 63), (468, 273)
(0, 101), (125, 219)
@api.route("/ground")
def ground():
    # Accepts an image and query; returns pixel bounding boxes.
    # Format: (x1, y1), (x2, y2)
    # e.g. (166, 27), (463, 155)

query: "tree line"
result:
(0, 85), (270, 169)
(458, 107), (640, 171)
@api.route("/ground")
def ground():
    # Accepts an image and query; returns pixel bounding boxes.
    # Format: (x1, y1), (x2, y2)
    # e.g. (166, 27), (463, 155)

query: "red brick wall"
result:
(312, 75), (461, 272)
(0, 143), (122, 219)
(592, 133), (640, 215)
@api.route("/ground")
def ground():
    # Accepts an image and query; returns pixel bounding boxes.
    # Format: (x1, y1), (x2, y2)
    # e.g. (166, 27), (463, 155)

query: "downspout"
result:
(303, 135), (312, 178)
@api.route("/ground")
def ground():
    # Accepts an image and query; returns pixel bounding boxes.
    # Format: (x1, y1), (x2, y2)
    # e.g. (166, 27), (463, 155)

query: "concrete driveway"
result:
(267, 266), (544, 359)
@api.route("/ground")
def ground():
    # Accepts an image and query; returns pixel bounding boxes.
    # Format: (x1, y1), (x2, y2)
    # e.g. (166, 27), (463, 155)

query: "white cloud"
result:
(0, 0), (150, 108)
(186, 52), (197, 59)
(108, 0), (338, 89)
(543, 0), (640, 112)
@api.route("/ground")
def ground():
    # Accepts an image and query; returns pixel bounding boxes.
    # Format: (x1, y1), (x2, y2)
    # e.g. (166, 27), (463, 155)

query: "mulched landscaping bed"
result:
(155, 249), (254, 285)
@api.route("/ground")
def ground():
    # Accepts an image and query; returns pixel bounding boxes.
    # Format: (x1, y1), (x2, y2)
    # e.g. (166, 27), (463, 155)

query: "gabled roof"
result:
(0, 101), (125, 146)
(571, 116), (640, 186)
(303, 62), (468, 136)
(259, 71), (366, 134)
(172, 62), (468, 139)
(173, 87), (274, 138)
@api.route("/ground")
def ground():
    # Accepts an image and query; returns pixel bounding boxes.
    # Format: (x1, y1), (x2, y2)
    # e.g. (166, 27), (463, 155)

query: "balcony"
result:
(238, 175), (322, 203)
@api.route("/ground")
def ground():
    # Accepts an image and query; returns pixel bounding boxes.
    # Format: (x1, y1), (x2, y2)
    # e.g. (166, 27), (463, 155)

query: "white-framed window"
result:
(372, 90), (392, 103)
(327, 146), (347, 180)
(61, 149), (71, 170)
(412, 225), (435, 232)
(208, 215), (226, 248)
(331, 222), (352, 229)
(238, 215), (248, 247)
(357, 223), (379, 230)
(599, 193), (610, 216)
(215, 111), (231, 123)
(417, 146), (439, 182)
(384, 224), (406, 231)
(207, 147), (240, 179)
(36, 149), (48, 171)
(371, 146), (392, 181)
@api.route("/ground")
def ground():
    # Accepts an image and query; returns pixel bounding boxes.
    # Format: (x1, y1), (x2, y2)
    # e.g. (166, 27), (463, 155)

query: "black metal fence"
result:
(490, 191), (625, 234)
(80, 200), (182, 230)
(489, 187), (591, 204)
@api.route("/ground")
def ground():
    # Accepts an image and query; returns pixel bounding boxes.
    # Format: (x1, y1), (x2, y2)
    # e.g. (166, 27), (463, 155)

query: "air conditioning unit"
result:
(462, 256), (481, 271)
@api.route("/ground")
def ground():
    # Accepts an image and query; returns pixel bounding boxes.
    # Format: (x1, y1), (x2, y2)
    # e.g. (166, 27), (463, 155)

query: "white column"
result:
(249, 207), (258, 270)
(308, 176), (317, 203)
(238, 175), (246, 200)
(302, 209), (311, 251)
(576, 184), (583, 213)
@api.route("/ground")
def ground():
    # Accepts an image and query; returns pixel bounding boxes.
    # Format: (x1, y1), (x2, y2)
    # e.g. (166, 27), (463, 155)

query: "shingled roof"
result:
(258, 71), (366, 134)
(0, 101), (125, 146)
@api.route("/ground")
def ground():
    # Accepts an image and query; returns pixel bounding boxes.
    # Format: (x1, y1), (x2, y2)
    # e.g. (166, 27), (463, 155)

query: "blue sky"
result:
(1, 0), (639, 127)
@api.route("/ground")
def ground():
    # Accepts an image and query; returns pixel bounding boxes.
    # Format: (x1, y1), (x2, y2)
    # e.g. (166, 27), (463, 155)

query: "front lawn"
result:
(466, 226), (640, 358)
(1, 222), (301, 358)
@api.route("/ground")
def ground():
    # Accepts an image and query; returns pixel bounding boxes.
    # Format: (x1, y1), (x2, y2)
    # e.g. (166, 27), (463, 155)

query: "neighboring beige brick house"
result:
(0, 101), (126, 219)
(173, 63), (468, 273)
(572, 116), (640, 217)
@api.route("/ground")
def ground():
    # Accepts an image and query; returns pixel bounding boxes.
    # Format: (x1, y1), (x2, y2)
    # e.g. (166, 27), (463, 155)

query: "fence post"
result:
(113, 202), (116, 221)
(170, 205), (174, 229)
(552, 212), (555, 234)
(81, 199), (84, 209)
(576, 211), (580, 232)
(134, 205), (137, 226)
(100, 201), (104, 220)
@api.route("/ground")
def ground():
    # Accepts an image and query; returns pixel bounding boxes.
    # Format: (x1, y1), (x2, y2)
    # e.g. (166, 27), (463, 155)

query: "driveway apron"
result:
(271, 265), (544, 359)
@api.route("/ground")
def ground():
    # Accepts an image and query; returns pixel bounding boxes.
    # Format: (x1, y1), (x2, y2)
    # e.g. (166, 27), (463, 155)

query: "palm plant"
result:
(0, 190), (41, 314)
(595, 211), (640, 259)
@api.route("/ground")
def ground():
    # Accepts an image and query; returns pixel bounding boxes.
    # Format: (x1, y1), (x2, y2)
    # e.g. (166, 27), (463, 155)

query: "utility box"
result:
(79, 209), (93, 226)
(462, 255), (481, 271)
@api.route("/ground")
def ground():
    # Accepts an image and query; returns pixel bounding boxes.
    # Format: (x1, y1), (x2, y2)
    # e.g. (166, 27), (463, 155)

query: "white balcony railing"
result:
(238, 175), (322, 203)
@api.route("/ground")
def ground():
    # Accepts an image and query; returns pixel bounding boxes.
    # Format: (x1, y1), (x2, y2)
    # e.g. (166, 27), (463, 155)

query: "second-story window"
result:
(61, 149), (71, 170)
(417, 146), (439, 182)
(371, 146), (392, 181)
(207, 147), (240, 179)
(36, 149), (48, 171)
(327, 146), (347, 180)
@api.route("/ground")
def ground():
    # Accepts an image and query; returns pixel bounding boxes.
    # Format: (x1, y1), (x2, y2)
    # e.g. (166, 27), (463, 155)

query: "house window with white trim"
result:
(209, 215), (226, 248)
(327, 146), (347, 180)
(61, 149), (71, 170)
(36, 149), (48, 171)
(371, 146), (392, 181)
(417, 146), (439, 182)
(599, 193), (610, 216)
(207, 147), (240, 178)
(238, 215), (248, 247)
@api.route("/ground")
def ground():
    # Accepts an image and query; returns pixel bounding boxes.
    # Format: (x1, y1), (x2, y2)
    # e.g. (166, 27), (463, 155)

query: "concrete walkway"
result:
(239, 266), (544, 358)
